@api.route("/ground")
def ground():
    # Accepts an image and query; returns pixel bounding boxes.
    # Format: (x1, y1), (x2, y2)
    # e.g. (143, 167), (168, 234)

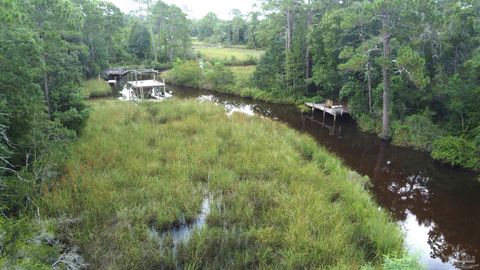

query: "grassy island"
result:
(39, 99), (404, 269)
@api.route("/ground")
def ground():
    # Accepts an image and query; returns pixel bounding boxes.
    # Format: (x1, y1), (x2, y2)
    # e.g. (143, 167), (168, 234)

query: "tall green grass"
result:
(39, 99), (404, 269)
(82, 78), (113, 98)
(196, 47), (264, 62)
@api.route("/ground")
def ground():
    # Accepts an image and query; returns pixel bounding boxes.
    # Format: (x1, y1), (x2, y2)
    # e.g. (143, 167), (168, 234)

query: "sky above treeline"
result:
(107, 0), (258, 19)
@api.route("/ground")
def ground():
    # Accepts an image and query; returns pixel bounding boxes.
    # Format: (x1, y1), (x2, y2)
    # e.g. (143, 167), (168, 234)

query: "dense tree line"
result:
(245, 0), (479, 169)
(192, 9), (267, 48)
(0, 0), (193, 215)
(1, 0), (193, 266)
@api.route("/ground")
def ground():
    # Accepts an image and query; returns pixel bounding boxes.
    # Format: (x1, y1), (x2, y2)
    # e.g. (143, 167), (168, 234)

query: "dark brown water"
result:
(169, 85), (480, 270)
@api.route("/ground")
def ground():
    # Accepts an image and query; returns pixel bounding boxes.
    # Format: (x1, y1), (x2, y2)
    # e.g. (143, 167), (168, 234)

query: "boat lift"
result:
(120, 69), (172, 101)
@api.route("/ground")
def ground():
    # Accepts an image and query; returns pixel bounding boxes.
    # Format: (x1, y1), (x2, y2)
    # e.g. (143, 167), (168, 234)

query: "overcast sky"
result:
(107, 0), (258, 19)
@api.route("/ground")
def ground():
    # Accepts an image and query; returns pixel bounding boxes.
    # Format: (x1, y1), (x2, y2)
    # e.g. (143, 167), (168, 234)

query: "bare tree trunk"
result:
(149, 26), (158, 62)
(305, 1), (312, 79)
(454, 46), (458, 74)
(90, 42), (95, 62)
(43, 73), (51, 119)
(286, 9), (293, 50)
(381, 13), (391, 140)
(41, 54), (51, 119)
(461, 113), (464, 130)
(367, 61), (372, 113)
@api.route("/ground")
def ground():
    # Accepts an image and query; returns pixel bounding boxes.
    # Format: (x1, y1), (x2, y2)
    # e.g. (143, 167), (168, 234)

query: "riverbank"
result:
(163, 61), (479, 172)
(162, 61), (318, 106)
(37, 99), (409, 269)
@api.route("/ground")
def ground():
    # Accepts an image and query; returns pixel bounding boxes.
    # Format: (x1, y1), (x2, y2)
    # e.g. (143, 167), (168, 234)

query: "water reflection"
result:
(170, 85), (480, 270)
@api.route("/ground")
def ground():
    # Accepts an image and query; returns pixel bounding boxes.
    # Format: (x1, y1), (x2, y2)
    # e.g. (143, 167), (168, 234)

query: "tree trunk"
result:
(90, 42), (95, 62)
(41, 54), (51, 119)
(454, 46), (459, 74)
(43, 73), (51, 119)
(367, 61), (372, 113)
(252, 27), (257, 48)
(381, 13), (391, 140)
(286, 8), (293, 50)
(149, 25), (158, 62)
(305, 2), (312, 79)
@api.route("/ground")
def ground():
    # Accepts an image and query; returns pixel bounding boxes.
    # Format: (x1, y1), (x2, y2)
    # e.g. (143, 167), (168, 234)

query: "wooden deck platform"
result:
(305, 102), (349, 121)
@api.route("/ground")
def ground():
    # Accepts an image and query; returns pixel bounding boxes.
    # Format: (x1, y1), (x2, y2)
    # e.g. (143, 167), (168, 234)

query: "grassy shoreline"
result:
(82, 78), (113, 98)
(163, 64), (308, 105)
(163, 61), (479, 172)
(38, 99), (406, 269)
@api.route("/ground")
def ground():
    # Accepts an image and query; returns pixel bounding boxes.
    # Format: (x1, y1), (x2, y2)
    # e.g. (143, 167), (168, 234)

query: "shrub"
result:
(356, 113), (381, 134)
(391, 114), (443, 151)
(203, 63), (235, 88)
(167, 60), (203, 88)
(0, 217), (59, 269)
(431, 136), (480, 170)
(382, 253), (424, 270)
(152, 62), (173, 71)
(0, 119), (75, 214)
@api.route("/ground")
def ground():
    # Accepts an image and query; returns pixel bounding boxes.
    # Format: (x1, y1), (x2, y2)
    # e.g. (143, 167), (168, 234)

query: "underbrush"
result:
(431, 136), (480, 170)
(82, 78), (113, 98)
(39, 99), (404, 269)
(0, 216), (87, 269)
(391, 114), (443, 151)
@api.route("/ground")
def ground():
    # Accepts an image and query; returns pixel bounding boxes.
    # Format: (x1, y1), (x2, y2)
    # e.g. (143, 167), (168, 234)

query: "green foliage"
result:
(78, 0), (126, 77)
(391, 113), (442, 151)
(167, 60), (203, 88)
(0, 0), (21, 24)
(1, 119), (75, 214)
(395, 46), (430, 89)
(40, 100), (403, 269)
(203, 62), (235, 88)
(128, 21), (151, 60)
(151, 1), (193, 62)
(440, 75), (480, 133)
(0, 217), (60, 269)
(253, 37), (285, 91)
(431, 136), (480, 170)
(382, 253), (424, 270)
(356, 114), (382, 134)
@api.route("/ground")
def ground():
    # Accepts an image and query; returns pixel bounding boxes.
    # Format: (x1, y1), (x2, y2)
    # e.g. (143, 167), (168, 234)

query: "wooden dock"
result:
(305, 102), (349, 121)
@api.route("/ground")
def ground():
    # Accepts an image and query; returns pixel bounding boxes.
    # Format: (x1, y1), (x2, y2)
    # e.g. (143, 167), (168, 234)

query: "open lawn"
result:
(40, 99), (403, 269)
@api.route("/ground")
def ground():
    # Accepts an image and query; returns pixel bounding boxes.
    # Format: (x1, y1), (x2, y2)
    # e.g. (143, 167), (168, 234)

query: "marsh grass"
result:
(40, 99), (403, 269)
(228, 65), (256, 81)
(196, 46), (264, 65)
(82, 78), (113, 98)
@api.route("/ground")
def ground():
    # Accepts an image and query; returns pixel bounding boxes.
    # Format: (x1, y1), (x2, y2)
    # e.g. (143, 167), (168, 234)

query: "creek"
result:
(169, 85), (480, 270)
